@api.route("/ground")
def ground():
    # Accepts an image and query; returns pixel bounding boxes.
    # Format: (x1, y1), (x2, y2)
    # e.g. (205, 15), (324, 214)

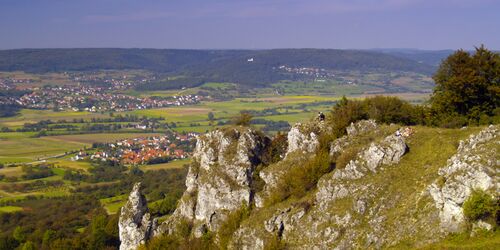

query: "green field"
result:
(100, 194), (128, 214)
(0, 132), (164, 164)
(139, 159), (191, 172)
(0, 109), (111, 127)
(0, 205), (23, 213)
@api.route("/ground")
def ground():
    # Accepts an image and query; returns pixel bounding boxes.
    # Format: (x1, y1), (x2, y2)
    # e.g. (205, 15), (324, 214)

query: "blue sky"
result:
(1, 0), (499, 50)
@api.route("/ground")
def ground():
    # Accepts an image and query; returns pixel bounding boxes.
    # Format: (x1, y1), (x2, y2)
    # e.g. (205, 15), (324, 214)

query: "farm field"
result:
(0, 109), (111, 127)
(43, 132), (162, 144)
(0, 205), (23, 213)
(139, 158), (191, 172)
(0, 132), (164, 164)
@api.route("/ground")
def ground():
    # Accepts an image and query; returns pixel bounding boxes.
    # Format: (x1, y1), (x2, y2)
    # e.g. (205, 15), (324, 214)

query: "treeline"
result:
(0, 166), (187, 250)
(329, 46), (499, 133)
(0, 104), (22, 118)
(135, 77), (206, 91)
(0, 48), (434, 86)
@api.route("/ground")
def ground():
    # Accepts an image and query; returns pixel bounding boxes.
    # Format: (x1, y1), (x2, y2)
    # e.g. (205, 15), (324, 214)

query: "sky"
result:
(0, 0), (499, 50)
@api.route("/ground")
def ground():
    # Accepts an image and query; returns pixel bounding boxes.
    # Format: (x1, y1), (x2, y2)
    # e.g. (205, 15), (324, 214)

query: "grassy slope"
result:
(240, 125), (488, 248)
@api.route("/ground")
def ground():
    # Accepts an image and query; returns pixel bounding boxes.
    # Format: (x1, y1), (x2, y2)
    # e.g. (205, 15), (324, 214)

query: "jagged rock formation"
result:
(156, 127), (269, 236)
(428, 125), (499, 232)
(285, 123), (320, 156)
(330, 119), (378, 155)
(119, 122), (499, 250)
(119, 183), (156, 250)
(233, 128), (409, 249)
(256, 122), (323, 207)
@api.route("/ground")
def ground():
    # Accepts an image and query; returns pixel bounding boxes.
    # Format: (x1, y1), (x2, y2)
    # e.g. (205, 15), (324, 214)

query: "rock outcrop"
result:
(428, 125), (499, 232)
(157, 127), (269, 235)
(119, 183), (156, 250)
(330, 119), (378, 155)
(120, 121), (499, 250)
(285, 123), (320, 156)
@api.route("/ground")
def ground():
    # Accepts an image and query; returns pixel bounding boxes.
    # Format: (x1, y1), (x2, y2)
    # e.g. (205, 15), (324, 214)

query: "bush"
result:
(462, 190), (498, 222)
(218, 204), (250, 249)
(335, 147), (359, 169)
(232, 112), (253, 126)
(268, 150), (333, 204)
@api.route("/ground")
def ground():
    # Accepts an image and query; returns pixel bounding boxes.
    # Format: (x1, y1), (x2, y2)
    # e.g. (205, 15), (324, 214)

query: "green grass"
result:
(0, 132), (85, 164)
(0, 109), (111, 127)
(0, 132), (164, 164)
(44, 132), (162, 144)
(0, 206), (23, 213)
(139, 159), (191, 172)
(100, 194), (128, 214)
(418, 230), (500, 249)
(0, 166), (24, 177)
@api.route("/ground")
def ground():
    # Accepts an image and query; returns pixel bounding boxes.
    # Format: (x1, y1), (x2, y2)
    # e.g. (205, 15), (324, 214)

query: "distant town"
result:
(0, 72), (203, 112)
(75, 131), (197, 165)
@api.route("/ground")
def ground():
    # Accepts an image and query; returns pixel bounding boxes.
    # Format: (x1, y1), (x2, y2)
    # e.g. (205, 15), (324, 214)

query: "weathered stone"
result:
(330, 120), (378, 156)
(346, 119), (378, 137)
(119, 183), (156, 250)
(159, 127), (269, 236)
(286, 123), (320, 156)
(428, 125), (499, 232)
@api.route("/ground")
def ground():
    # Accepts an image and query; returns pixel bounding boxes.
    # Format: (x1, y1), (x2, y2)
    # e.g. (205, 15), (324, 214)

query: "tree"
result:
(207, 112), (215, 121)
(431, 46), (500, 122)
(232, 112), (253, 126)
(13, 226), (26, 243)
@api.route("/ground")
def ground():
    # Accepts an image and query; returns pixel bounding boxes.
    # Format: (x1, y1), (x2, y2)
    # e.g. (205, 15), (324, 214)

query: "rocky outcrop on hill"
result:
(118, 183), (156, 250)
(330, 119), (378, 155)
(317, 133), (407, 201)
(428, 125), (499, 232)
(285, 123), (320, 156)
(120, 121), (499, 250)
(156, 128), (269, 236)
(232, 130), (409, 249)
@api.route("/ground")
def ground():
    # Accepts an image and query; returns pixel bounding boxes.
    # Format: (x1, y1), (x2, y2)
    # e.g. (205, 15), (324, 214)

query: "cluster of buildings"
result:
(67, 72), (151, 90)
(12, 85), (202, 112)
(73, 132), (197, 165)
(277, 65), (336, 79)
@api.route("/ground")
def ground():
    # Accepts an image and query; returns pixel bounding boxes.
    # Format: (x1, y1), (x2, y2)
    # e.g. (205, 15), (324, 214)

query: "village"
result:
(73, 132), (198, 165)
(10, 85), (202, 112)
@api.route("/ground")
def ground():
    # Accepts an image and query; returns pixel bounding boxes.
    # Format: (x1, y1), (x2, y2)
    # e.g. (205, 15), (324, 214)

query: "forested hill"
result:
(372, 48), (454, 66)
(0, 48), (436, 85)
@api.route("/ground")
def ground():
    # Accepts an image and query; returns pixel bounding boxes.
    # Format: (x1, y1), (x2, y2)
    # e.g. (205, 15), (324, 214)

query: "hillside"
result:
(372, 49), (454, 66)
(0, 49), (436, 86)
(118, 120), (499, 249)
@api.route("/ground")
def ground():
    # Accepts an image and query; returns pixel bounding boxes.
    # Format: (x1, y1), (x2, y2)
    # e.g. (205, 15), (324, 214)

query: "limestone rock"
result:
(330, 120), (378, 155)
(159, 128), (269, 235)
(428, 125), (499, 232)
(346, 119), (378, 137)
(119, 183), (156, 250)
(331, 134), (407, 181)
(285, 123), (320, 157)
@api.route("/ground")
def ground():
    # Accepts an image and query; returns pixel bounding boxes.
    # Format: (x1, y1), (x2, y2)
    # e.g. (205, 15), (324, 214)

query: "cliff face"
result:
(119, 122), (499, 249)
(156, 128), (269, 236)
(118, 183), (156, 250)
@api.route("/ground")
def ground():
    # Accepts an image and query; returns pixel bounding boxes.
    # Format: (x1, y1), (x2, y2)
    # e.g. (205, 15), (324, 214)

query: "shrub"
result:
(218, 204), (251, 249)
(268, 150), (333, 204)
(335, 147), (359, 169)
(232, 112), (253, 126)
(462, 190), (498, 222)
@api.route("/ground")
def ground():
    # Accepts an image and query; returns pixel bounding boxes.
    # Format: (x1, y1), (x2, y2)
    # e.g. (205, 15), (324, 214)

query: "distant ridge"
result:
(0, 48), (436, 86)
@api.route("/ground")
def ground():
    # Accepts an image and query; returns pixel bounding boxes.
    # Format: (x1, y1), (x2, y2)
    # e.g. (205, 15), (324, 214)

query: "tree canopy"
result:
(431, 46), (500, 122)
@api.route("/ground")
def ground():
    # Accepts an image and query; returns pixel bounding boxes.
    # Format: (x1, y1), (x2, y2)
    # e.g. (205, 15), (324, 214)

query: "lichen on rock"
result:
(119, 182), (156, 250)
(157, 127), (270, 236)
(428, 125), (499, 232)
